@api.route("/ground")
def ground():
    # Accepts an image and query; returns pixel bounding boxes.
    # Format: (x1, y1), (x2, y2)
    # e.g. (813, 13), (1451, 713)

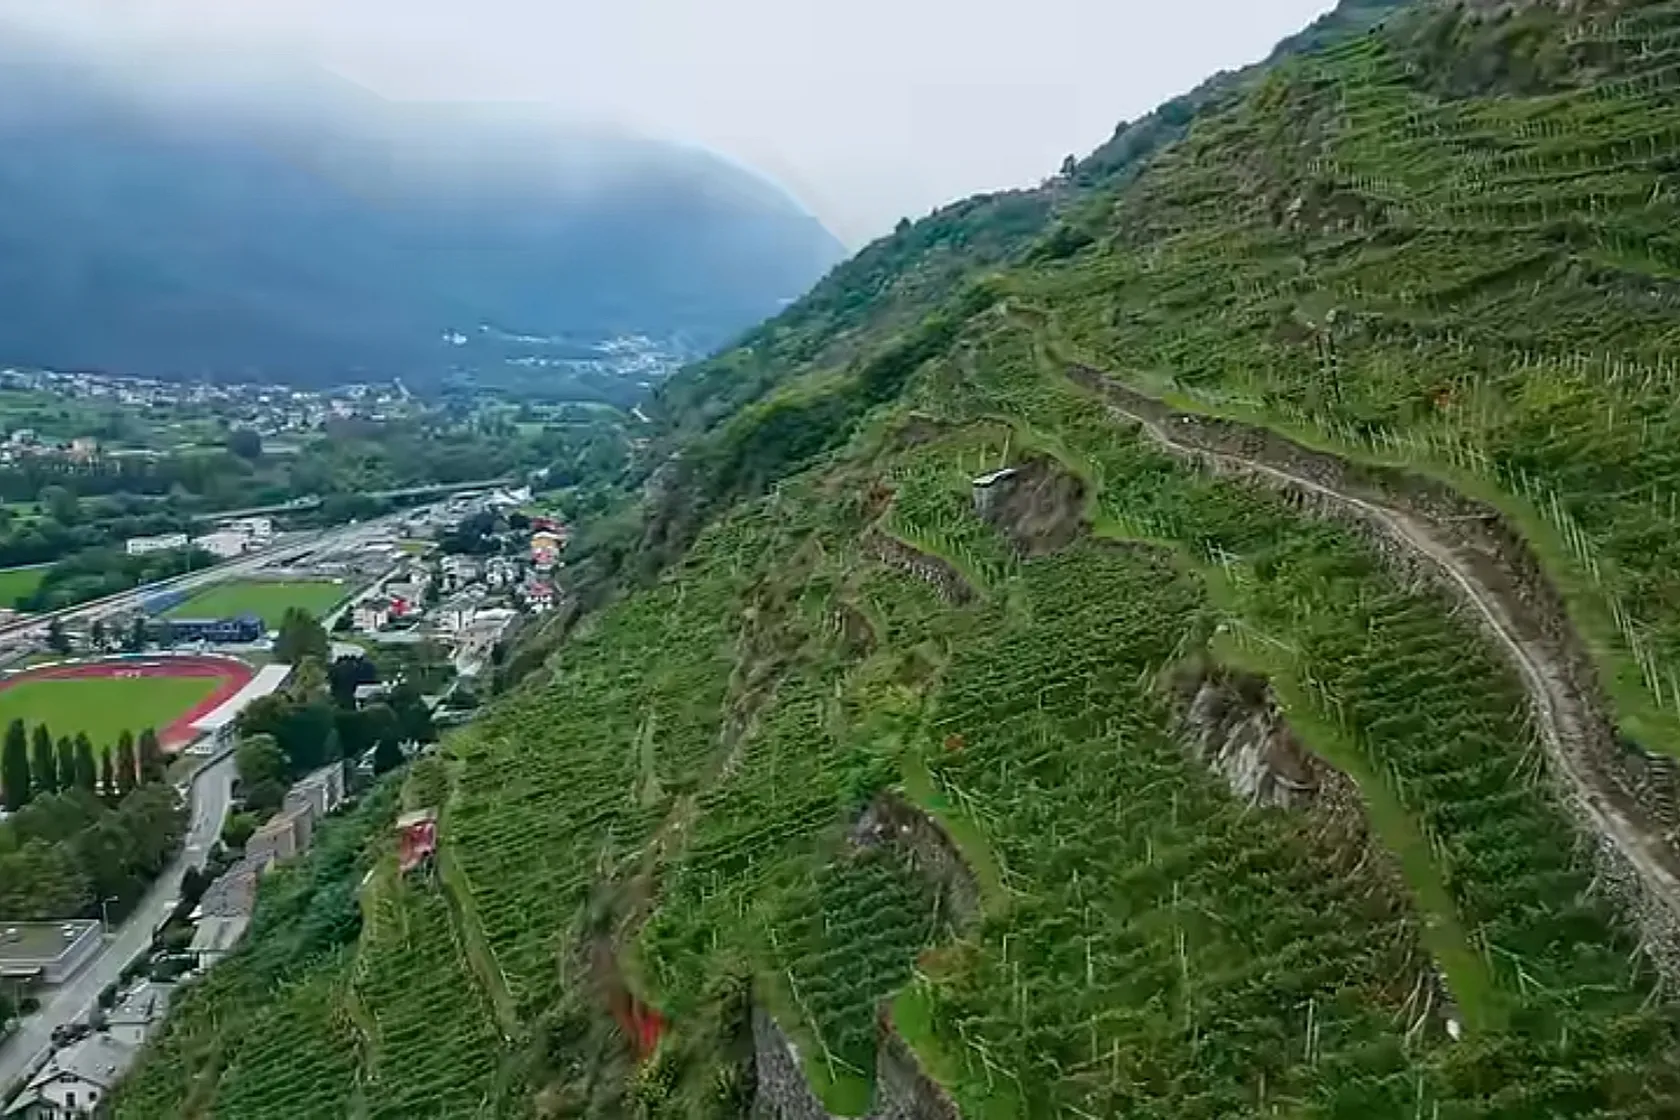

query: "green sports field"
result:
(0, 676), (221, 751)
(0, 564), (47, 609)
(166, 579), (347, 628)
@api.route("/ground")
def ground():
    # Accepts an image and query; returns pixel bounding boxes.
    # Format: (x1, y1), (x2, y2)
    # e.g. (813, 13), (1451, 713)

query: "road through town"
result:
(0, 751), (236, 1096)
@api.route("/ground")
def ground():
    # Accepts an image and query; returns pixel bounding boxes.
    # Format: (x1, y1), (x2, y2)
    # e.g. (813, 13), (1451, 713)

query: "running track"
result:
(0, 655), (256, 750)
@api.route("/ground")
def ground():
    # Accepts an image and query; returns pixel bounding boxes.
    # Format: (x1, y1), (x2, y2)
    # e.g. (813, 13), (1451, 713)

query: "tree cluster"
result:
(18, 545), (212, 614)
(0, 730), (185, 922)
(2, 720), (163, 811)
(235, 653), (434, 792)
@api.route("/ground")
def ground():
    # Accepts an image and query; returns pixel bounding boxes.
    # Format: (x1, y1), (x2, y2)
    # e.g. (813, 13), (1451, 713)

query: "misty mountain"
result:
(0, 51), (846, 393)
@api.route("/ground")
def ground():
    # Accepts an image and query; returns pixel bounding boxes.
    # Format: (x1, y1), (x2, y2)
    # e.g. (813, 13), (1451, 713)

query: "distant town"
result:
(0, 366), (417, 465)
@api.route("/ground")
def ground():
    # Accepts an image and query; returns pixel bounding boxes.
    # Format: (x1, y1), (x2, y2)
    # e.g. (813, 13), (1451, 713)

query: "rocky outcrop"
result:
(970, 456), (1088, 557)
(864, 531), (976, 604)
(850, 793), (982, 933)
(751, 1006), (961, 1120)
(1169, 663), (1324, 810)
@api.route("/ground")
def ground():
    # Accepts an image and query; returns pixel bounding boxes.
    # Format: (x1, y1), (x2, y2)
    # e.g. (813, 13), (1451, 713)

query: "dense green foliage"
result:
(0, 769), (185, 922)
(116, 1), (1680, 1117)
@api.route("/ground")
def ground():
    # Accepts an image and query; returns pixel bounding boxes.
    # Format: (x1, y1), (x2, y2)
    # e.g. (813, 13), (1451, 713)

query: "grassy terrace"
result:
(0, 564), (46, 608)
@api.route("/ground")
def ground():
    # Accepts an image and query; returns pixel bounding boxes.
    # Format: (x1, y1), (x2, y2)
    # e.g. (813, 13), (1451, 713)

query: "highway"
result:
(0, 751), (236, 1096)
(0, 507), (431, 644)
(0, 535), (325, 642)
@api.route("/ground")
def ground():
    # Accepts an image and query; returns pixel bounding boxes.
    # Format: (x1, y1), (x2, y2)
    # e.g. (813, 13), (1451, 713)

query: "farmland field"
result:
(0, 564), (47, 608)
(0, 674), (222, 750)
(166, 579), (347, 627)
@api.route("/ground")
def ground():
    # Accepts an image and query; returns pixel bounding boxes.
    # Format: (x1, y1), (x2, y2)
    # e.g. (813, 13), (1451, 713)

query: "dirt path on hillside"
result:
(1068, 363), (1680, 980)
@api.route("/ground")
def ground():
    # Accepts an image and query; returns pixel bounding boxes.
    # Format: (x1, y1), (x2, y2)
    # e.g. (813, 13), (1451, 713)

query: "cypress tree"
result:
(30, 724), (55, 796)
(73, 733), (97, 793)
(115, 731), (138, 798)
(55, 736), (76, 794)
(137, 728), (164, 786)
(98, 752), (116, 802)
(2, 719), (30, 811)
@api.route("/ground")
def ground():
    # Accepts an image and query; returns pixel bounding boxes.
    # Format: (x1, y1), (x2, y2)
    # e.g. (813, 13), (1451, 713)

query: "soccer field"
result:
(0, 675), (223, 751)
(166, 579), (347, 628)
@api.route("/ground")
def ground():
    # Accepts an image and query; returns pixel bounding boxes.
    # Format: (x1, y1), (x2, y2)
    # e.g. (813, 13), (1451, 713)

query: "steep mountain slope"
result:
(0, 50), (843, 393)
(115, 0), (1680, 1117)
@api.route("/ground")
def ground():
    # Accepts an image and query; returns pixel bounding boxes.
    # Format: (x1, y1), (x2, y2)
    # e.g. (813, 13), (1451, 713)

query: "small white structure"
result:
(125, 533), (189, 556)
(105, 982), (172, 1048)
(190, 531), (248, 560)
(220, 516), (275, 542)
(188, 663), (294, 748)
(284, 762), (346, 821)
(485, 557), (518, 589)
(5, 1033), (136, 1117)
(435, 594), (480, 633)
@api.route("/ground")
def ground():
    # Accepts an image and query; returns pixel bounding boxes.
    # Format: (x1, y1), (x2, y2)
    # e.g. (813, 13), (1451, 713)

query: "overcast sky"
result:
(3, 0), (1337, 245)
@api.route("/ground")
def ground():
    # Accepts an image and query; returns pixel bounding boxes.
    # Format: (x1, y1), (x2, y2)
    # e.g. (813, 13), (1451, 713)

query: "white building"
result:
(441, 554), (483, 590)
(354, 599), (392, 633)
(220, 516), (275, 541)
(0, 922), (101, 984)
(435, 594), (480, 633)
(5, 1034), (136, 1117)
(485, 557), (518, 589)
(190, 531), (248, 560)
(105, 982), (172, 1048)
(125, 533), (189, 556)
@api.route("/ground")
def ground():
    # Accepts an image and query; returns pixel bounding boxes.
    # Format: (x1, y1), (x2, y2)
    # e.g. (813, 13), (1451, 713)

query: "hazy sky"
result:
(4, 0), (1337, 245)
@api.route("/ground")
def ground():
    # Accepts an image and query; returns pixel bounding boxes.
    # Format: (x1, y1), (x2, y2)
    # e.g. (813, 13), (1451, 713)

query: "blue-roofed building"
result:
(159, 615), (264, 645)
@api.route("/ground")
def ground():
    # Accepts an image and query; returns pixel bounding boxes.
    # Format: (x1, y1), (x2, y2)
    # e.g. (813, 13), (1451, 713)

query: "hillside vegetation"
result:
(116, 0), (1680, 1117)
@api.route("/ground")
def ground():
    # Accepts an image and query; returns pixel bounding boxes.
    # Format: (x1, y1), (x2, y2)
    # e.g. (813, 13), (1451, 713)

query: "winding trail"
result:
(1067, 362), (1680, 954)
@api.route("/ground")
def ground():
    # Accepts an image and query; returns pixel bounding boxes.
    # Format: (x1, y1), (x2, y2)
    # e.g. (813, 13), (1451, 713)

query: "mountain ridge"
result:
(0, 44), (845, 393)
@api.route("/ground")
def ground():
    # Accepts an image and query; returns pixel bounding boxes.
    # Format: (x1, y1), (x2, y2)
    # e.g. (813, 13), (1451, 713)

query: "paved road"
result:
(0, 751), (236, 1096)
(0, 504), (432, 645)
(0, 535), (325, 643)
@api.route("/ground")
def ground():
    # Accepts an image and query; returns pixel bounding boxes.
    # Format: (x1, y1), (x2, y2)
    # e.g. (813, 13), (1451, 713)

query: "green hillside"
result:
(116, 1), (1680, 1117)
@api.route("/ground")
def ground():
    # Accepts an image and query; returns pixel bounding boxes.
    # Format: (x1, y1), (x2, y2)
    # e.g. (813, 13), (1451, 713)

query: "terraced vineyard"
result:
(115, 1), (1680, 1117)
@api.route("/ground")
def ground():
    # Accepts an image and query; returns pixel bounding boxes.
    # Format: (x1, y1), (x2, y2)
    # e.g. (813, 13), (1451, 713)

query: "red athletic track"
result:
(0, 655), (256, 750)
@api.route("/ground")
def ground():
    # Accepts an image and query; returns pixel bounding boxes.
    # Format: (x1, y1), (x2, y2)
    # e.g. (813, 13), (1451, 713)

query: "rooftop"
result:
(189, 662), (294, 735)
(0, 920), (98, 968)
(197, 859), (259, 918)
(108, 981), (173, 1027)
(188, 913), (250, 957)
(250, 804), (309, 840)
(23, 1033), (138, 1094)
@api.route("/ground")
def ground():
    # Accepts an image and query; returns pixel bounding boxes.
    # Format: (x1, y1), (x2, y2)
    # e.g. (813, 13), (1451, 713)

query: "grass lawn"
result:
(166, 579), (348, 628)
(0, 676), (220, 750)
(0, 564), (47, 608)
